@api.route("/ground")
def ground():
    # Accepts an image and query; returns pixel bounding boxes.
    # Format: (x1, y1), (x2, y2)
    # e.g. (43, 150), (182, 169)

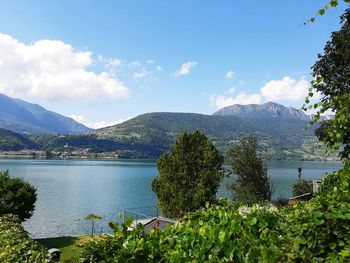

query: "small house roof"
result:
(131, 216), (176, 234)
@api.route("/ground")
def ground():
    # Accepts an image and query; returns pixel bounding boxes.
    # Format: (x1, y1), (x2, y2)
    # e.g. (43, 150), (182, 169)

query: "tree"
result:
(152, 131), (224, 218)
(227, 136), (273, 204)
(304, 8), (350, 160)
(84, 214), (102, 237)
(0, 170), (37, 221)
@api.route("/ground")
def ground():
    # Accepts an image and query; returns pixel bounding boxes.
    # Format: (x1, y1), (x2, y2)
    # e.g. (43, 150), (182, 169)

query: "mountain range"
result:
(213, 102), (332, 121)
(0, 95), (333, 160)
(0, 93), (91, 134)
(213, 102), (311, 120)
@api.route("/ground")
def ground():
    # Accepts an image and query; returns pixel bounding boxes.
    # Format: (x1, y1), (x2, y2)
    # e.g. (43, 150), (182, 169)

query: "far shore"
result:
(0, 150), (340, 162)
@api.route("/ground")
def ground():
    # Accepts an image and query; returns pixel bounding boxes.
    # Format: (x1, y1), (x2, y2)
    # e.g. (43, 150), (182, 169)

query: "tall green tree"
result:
(305, 8), (350, 160)
(152, 131), (224, 218)
(0, 170), (37, 221)
(227, 136), (273, 204)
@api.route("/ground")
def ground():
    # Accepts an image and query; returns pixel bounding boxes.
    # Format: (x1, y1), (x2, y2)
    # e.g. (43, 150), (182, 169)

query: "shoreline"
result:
(0, 150), (340, 162)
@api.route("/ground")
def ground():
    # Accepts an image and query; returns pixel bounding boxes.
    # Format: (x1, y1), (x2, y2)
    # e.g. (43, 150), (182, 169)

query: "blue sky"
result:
(0, 1), (347, 128)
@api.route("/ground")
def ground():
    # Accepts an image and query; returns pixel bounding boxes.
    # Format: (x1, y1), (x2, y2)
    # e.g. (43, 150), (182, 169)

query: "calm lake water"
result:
(0, 159), (342, 238)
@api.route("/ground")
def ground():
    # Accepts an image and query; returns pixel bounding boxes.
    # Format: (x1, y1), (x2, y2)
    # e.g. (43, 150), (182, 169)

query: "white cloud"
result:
(133, 68), (150, 79)
(98, 56), (161, 82)
(70, 114), (132, 129)
(91, 119), (130, 129)
(210, 93), (262, 109)
(130, 61), (141, 67)
(210, 76), (313, 110)
(225, 71), (234, 79)
(228, 86), (235, 94)
(260, 76), (310, 101)
(173, 61), (198, 77)
(0, 33), (130, 101)
(69, 114), (87, 123)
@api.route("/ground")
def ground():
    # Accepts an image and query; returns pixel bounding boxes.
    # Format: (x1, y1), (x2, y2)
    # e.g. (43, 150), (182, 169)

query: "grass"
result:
(36, 235), (98, 262)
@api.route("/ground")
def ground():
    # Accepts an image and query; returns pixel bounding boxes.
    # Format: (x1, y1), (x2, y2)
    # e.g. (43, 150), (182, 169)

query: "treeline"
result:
(0, 110), (337, 161)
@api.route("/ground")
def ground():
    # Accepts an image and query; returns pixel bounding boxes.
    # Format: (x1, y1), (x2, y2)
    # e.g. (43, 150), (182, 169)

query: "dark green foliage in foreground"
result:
(0, 170), (37, 221)
(285, 161), (350, 262)
(0, 215), (51, 262)
(306, 9), (350, 160)
(81, 161), (350, 262)
(152, 131), (224, 218)
(227, 136), (273, 204)
(292, 179), (313, 197)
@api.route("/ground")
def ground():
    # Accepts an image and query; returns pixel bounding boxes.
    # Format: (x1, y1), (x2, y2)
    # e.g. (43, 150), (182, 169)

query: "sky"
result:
(0, 1), (348, 128)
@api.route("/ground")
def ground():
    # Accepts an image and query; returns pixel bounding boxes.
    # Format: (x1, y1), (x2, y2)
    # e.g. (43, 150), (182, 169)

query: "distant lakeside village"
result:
(0, 148), (340, 162)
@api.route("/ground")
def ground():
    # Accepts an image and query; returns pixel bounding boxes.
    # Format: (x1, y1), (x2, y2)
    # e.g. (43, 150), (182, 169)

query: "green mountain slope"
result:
(0, 103), (332, 160)
(94, 112), (325, 160)
(0, 128), (37, 151)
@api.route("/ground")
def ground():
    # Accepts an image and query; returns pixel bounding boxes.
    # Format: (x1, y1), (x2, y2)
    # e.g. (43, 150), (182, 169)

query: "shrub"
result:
(0, 170), (37, 221)
(0, 215), (51, 262)
(81, 162), (350, 262)
(291, 179), (313, 196)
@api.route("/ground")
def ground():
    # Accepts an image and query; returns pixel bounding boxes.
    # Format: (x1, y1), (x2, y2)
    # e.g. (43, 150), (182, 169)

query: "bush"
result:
(0, 215), (51, 262)
(0, 170), (37, 221)
(291, 179), (313, 196)
(81, 201), (287, 262)
(81, 162), (350, 262)
(285, 162), (350, 261)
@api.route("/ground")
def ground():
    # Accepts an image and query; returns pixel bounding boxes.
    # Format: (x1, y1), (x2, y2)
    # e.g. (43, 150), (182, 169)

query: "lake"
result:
(0, 159), (342, 238)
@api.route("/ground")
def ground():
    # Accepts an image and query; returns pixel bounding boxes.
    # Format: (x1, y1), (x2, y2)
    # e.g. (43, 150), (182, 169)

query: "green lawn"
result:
(36, 235), (96, 262)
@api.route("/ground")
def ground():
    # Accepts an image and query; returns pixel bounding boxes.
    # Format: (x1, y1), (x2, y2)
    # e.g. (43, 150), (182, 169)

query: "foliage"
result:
(0, 170), (37, 221)
(85, 214), (102, 237)
(81, 201), (287, 262)
(285, 161), (350, 262)
(305, 9), (350, 160)
(0, 214), (51, 262)
(292, 179), (313, 196)
(80, 161), (350, 262)
(0, 128), (36, 151)
(0, 111), (330, 160)
(227, 136), (273, 204)
(152, 131), (224, 218)
(95, 111), (325, 161)
(307, 0), (350, 23)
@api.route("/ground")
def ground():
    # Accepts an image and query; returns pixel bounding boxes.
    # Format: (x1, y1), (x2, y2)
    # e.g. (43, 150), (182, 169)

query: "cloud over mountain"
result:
(210, 76), (312, 109)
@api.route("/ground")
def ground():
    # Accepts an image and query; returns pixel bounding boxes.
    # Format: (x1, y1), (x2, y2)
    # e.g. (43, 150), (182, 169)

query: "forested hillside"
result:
(0, 107), (331, 160)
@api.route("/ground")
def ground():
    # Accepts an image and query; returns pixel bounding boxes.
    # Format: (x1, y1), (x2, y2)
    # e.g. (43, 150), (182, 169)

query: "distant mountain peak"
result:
(213, 102), (312, 120)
